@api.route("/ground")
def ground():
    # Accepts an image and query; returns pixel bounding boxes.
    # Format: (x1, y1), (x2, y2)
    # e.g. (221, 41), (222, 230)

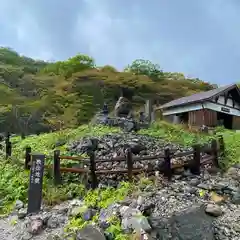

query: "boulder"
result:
(76, 225), (106, 240)
(205, 204), (223, 217)
(114, 97), (132, 117)
(149, 205), (215, 240)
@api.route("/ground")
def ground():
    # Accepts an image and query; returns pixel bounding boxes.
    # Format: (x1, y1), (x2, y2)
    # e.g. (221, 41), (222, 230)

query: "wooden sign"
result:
(27, 154), (45, 214)
(221, 107), (230, 113)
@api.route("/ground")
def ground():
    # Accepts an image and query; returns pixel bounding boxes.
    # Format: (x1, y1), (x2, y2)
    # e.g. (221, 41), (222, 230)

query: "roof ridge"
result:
(159, 83), (239, 109)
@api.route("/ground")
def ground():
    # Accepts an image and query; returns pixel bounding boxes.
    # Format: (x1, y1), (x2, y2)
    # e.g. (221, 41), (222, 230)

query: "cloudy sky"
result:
(0, 0), (240, 85)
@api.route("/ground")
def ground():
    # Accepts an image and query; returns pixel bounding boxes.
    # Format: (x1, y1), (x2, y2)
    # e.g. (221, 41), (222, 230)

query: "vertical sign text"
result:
(27, 154), (45, 214)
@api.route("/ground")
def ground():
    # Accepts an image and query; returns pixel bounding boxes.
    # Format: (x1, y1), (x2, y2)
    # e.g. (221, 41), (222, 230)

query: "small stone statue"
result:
(139, 111), (145, 123)
(101, 102), (109, 115)
(0, 133), (4, 142)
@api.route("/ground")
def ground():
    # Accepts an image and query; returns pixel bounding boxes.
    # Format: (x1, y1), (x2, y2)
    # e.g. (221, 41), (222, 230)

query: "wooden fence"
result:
(23, 136), (225, 189)
(3, 132), (12, 159)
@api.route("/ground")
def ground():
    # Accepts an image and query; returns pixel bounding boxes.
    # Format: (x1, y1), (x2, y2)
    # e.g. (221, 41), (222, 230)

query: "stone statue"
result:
(101, 102), (109, 115)
(139, 111), (145, 123)
(114, 97), (132, 118)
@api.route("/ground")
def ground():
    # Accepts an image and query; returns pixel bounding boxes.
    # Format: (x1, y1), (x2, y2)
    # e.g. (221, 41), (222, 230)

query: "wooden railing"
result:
(24, 136), (225, 189)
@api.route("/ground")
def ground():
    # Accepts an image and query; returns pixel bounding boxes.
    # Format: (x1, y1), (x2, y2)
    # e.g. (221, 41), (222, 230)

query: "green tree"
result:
(100, 65), (118, 73)
(41, 54), (95, 78)
(124, 59), (163, 80)
(0, 46), (219, 134)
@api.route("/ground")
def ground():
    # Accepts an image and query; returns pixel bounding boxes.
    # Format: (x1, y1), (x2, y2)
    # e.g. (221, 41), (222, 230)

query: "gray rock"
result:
(18, 208), (27, 219)
(150, 205), (215, 240)
(20, 232), (33, 240)
(76, 225), (106, 240)
(52, 202), (69, 215)
(119, 206), (141, 218)
(122, 215), (152, 232)
(226, 167), (240, 180)
(15, 200), (24, 210)
(27, 217), (43, 235)
(137, 196), (144, 207)
(205, 204), (223, 217)
(46, 215), (62, 229)
(114, 97), (132, 117)
(231, 191), (240, 204)
(119, 198), (133, 206)
(189, 178), (200, 187)
(119, 206), (151, 232)
(197, 183), (212, 190)
(129, 142), (146, 154)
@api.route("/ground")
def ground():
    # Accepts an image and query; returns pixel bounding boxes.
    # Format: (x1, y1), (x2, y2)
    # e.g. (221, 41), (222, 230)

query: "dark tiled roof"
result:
(159, 84), (238, 109)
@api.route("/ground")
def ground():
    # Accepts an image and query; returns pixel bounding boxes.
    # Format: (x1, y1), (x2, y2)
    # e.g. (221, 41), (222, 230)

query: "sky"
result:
(0, 0), (240, 85)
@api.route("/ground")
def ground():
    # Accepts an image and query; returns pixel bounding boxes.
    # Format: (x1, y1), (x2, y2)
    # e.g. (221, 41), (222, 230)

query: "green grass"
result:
(11, 125), (121, 158)
(139, 121), (213, 146)
(0, 121), (239, 236)
(214, 127), (240, 167)
(64, 181), (134, 239)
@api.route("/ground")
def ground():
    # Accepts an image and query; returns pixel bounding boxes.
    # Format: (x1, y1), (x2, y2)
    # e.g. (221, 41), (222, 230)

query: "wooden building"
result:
(156, 84), (240, 130)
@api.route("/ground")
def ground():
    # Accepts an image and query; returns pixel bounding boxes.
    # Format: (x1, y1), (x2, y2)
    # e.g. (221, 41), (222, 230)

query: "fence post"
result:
(218, 135), (225, 160)
(25, 147), (32, 170)
(6, 141), (12, 159)
(5, 132), (11, 159)
(211, 139), (219, 168)
(163, 148), (172, 180)
(5, 132), (10, 144)
(89, 151), (98, 189)
(190, 144), (201, 175)
(126, 148), (133, 182)
(53, 150), (62, 185)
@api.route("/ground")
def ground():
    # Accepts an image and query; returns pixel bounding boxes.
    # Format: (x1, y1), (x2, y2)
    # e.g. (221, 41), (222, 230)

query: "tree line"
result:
(0, 47), (215, 136)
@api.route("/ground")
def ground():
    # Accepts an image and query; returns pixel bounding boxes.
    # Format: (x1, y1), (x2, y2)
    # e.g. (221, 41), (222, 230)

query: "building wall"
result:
(217, 96), (240, 109)
(188, 109), (217, 127)
(232, 116), (240, 130)
(204, 101), (240, 117)
(163, 115), (174, 123)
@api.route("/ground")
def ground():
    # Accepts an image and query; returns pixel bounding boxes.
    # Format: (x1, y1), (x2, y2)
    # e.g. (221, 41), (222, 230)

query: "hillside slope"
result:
(0, 47), (215, 134)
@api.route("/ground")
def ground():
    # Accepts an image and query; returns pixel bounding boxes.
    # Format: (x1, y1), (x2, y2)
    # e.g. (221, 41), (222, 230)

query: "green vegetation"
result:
(0, 47), (215, 135)
(214, 127), (240, 167)
(1, 122), (239, 216)
(0, 121), (239, 239)
(65, 182), (134, 239)
(0, 46), (240, 238)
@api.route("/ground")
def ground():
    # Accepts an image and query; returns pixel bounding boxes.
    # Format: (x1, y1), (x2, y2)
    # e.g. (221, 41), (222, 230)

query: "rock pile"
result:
(94, 97), (148, 132)
(68, 133), (193, 160)
(67, 133), (209, 185)
(1, 164), (239, 240)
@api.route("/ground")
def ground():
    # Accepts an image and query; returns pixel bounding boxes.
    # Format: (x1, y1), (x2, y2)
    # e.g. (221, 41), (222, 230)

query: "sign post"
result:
(27, 154), (45, 214)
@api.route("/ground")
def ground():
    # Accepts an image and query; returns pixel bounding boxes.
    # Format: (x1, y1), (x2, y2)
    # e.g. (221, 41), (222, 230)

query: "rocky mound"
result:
(67, 133), (209, 185)
(1, 165), (239, 240)
(68, 133), (193, 160)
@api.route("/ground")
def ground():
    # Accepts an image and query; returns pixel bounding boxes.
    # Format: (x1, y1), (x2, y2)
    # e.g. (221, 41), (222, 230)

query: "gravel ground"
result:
(0, 166), (239, 240)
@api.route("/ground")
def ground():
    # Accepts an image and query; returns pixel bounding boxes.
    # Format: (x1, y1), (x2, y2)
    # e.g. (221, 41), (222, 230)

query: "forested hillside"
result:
(0, 47), (214, 135)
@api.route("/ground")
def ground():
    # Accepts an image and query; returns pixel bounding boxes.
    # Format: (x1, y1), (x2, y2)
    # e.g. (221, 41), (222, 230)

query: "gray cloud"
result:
(0, 0), (240, 84)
